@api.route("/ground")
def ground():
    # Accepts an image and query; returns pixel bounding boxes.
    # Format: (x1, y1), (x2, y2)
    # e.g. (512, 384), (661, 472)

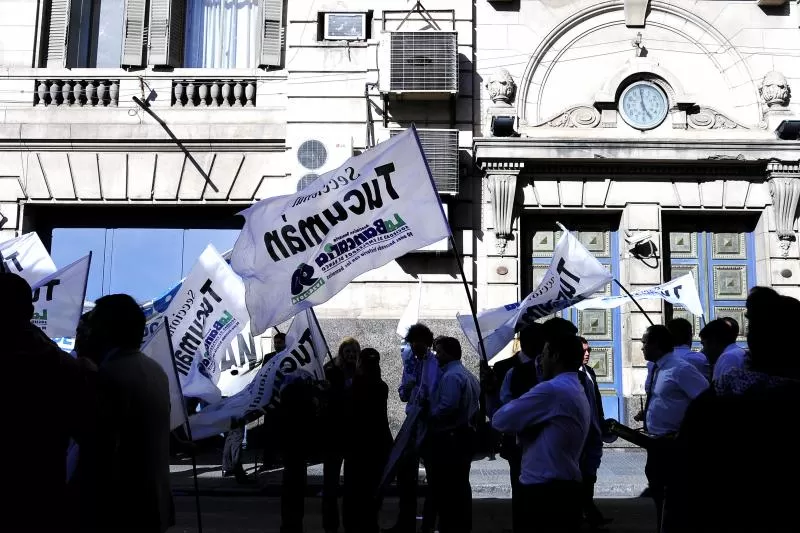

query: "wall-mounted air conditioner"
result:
(292, 136), (354, 191)
(390, 128), (459, 195)
(379, 31), (458, 98)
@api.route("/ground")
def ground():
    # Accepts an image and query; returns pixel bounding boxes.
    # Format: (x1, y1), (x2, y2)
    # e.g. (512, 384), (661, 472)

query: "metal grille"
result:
(389, 32), (458, 92)
(392, 129), (459, 194)
(297, 140), (328, 170)
(297, 173), (320, 191)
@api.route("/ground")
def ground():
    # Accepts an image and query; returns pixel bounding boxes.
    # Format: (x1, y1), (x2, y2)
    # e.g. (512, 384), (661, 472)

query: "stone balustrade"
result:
(34, 79), (120, 107)
(172, 80), (257, 108)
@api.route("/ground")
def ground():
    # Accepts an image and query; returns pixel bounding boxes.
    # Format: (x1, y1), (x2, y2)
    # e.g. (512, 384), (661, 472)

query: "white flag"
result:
(215, 322), (267, 397)
(231, 127), (451, 335)
(164, 245), (249, 404)
(458, 225), (612, 361)
(396, 279), (422, 339)
(575, 272), (704, 316)
(188, 309), (328, 440)
(141, 320), (187, 431)
(31, 254), (91, 338)
(0, 232), (57, 285)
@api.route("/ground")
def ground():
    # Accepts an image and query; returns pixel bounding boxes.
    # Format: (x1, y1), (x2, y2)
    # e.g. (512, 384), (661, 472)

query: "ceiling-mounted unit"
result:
(390, 128), (459, 195)
(379, 31), (458, 98)
(292, 137), (354, 191)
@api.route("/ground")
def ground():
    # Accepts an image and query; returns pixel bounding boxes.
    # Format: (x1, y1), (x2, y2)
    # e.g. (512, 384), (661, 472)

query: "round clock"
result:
(619, 81), (669, 130)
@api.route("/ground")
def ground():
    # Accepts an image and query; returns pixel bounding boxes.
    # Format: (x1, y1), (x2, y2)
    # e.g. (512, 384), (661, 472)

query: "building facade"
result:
(0, 0), (798, 426)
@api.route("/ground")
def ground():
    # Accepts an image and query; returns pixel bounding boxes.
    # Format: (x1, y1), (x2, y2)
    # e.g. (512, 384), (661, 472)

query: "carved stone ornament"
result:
(767, 161), (800, 258)
(760, 71), (791, 108)
(533, 105), (601, 128)
(486, 69), (517, 106)
(687, 107), (749, 130)
(485, 163), (522, 255)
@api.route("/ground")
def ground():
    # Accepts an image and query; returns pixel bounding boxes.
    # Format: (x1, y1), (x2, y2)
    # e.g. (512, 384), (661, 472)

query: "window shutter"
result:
(45, 0), (71, 68)
(148, 0), (185, 67)
(120, 0), (147, 67)
(259, 0), (283, 67)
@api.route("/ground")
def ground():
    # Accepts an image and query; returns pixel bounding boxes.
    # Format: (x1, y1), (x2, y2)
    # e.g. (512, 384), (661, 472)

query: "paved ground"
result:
(170, 449), (649, 499)
(168, 495), (657, 533)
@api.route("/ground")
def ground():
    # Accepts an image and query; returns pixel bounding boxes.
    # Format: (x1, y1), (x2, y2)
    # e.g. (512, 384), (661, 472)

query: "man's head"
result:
(518, 323), (545, 358)
(577, 336), (591, 366)
(667, 317), (693, 347)
(699, 319), (736, 365)
(433, 336), (461, 368)
(642, 325), (674, 363)
(273, 332), (287, 353)
(541, 335), (585, 380)
(405, 323), (434, 359)
(541, 317), (578, 345)
(358, 347), (381, 378)
(85, 294), (145, 362)
(721, 317), (739, 339)
(0, 272), (34, 330)
(337, 337), (360, 368)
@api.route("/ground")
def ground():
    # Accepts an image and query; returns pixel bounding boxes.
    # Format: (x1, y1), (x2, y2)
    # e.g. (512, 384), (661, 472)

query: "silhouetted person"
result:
(666, 290), (800, 533)
(700, 318), (745, 386)
(322, 337), (359, 533)
(1, 272), (88, 532)
(259, 331), (287, 470)
(74, 294), (174, 533)
(343, 348), (393, 533)
(667, 317), (709, 378)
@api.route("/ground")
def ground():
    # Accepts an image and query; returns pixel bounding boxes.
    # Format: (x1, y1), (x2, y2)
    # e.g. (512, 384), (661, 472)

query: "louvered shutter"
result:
(120, 0), (147, 67)
(259, 0), (283, 67)
(148, 0), (185, 67)
(45, 0), (71, 68)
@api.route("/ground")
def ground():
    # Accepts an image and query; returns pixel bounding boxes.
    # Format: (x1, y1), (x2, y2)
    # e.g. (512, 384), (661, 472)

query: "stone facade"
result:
(0, 0), (799, 427)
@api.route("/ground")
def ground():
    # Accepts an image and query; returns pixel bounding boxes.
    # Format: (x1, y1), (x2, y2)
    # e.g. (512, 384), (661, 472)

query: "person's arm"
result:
(499, 368), (514, 406)
(429, 373), (461, 427)
(398, 348), (416, 403)
(679, 365), (710, 400)
(491, 382), (552, 434)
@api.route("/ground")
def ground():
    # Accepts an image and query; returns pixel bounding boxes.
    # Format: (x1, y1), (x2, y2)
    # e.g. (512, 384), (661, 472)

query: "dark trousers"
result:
(645, 440), (674, 533)
(425, 427), (474, 533)
(394, 446), (420, 530)
(280, 448), (307, 533)
(323, 450), (344, 532)
(519, 480), (582, 533)
(507, 446), (524, 533)
(343, 455), (383, 533)
(580, 474), (604, 525)
(222, 426), (244, 474)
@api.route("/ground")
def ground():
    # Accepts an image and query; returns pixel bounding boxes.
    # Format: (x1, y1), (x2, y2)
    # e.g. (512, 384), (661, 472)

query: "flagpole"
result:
(450, 235), (490, 364)
(163, 318), (204, 533)
(79, 251), (92, 318)
(613, 279), (655, 326)
(308, 308), (334, 362)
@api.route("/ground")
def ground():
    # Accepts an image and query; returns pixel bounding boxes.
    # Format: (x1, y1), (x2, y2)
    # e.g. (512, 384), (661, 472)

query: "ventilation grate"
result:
(389, 32), (458, 93)
(391, 129), (459, 194)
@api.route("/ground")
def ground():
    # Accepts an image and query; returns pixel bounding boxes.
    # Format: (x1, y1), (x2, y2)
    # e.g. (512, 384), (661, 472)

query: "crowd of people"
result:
(4, 264), (800, 533)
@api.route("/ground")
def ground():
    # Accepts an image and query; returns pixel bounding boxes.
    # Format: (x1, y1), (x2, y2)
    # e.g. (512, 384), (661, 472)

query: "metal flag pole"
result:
(308, 308), (334, 362)
(163, 317), (204, 533)
(613, 279), (655, 326)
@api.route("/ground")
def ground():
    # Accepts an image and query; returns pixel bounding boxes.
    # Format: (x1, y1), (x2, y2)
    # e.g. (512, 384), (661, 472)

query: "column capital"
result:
(766, 160), (800, 257)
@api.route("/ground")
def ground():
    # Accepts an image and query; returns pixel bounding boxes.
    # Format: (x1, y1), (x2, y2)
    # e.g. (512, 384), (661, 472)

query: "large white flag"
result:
(164, 244), (249, 404)
(458, 225), (612, 362)
(231, 127), (451, 335)
(0, 232), (57, 285)
(188, 309), (328, 440)
(31, 254), (91, 338)
(215, 323), (268, 397)
(396, 279), (422, 339)
(141, 320), (187, 431)
(575, 272), (704, 316)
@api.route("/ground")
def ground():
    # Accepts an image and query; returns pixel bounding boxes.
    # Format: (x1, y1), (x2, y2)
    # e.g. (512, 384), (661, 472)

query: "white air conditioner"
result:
(292, 136), (354, 191)
(379, 31), (458, 98)
(390, 128), (459, 195)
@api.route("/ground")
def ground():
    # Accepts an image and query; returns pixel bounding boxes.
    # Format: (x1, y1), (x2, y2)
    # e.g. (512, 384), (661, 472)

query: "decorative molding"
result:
(760, 71), (791, 108)
(687, 107), (749, 130)
(532, 105), (601, 129)
(486, 69), (517, 106)
(486, 167), (521, 255)
(767, 160), (800, 258)
(624, 0), (650, 27)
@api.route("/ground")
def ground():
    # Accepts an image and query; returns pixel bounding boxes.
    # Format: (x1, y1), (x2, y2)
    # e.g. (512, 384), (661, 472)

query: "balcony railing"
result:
(34, 79), (120, 107)
(172, 80), (257, 107)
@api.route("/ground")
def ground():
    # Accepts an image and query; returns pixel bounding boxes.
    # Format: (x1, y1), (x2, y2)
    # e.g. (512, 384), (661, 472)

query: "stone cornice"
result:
(0, 141), (285, 152)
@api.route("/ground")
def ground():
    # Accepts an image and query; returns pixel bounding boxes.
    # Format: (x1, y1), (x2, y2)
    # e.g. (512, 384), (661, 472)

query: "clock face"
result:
(619, 81), (669, 130)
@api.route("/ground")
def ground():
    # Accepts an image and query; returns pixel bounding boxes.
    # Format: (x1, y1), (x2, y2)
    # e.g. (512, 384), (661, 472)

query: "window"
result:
(322, 13), (367, 41)
(41, 0), (284, 69)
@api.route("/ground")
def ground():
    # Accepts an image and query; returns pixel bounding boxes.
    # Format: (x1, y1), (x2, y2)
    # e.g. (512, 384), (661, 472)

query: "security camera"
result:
(624, 231), (655, 245)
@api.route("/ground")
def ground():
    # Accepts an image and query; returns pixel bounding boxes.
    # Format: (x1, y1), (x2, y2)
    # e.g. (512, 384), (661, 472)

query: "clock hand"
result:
(639, 89), (652, 120)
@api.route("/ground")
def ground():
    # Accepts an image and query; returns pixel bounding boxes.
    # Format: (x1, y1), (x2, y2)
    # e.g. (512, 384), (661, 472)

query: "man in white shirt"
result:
(492, 334), (590, 533)
(641, 325), (709, 532)
(699, 318), (746, 386)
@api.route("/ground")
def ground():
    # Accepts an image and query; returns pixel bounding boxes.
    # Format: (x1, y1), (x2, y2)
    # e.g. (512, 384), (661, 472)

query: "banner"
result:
(31, 254), (91, 338)
(142, 320), (187, 431)
(0, 232), (57, 285)
(216, 323), (268, 397)
(458, 225), (612, 362)
(164, 244), (249, 404)
(188, 309), (328, 440)
(231, 127), (451, 335)
(396, 279), (422, 339)
(575, 272), (704, 316)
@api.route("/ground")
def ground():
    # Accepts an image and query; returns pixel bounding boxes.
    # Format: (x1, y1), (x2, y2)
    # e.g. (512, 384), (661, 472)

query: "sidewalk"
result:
(170, 448), (648, 499)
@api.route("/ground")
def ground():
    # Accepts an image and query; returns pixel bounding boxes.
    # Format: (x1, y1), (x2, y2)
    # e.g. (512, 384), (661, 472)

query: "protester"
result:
(667, 318), (709, 378)
(73, 294), (174, 533)
(258, 331), (288, 470)
(699, 318), (745, 387)
(222, 421), (251, 484)
(322, 337), (359, 533)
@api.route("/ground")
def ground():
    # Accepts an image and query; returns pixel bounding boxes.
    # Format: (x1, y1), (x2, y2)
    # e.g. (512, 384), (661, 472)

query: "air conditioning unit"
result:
(292, 137), (354, 190)
(390, 128), (459, 195)
(379, 31), (458, 98)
